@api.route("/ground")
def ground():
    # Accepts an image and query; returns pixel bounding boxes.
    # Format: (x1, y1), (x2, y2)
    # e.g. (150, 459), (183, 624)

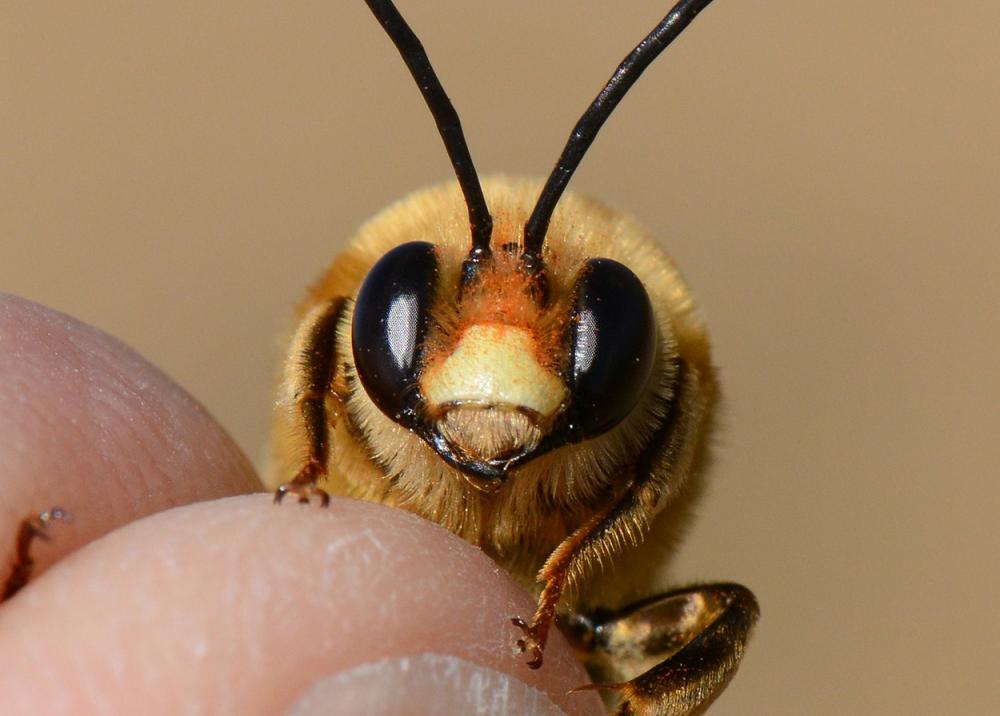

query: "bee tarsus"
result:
(2, 506), (69, 602)
(274, 460), (331, 507)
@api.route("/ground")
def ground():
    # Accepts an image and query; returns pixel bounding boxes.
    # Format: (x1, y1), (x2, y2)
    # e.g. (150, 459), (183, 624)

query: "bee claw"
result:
(273, 482), (329, 507)
(40, 507), (70, 524)
(568, 681), (626, 695)
(511, 616), (545, 669)
(28, 507), (70, 541)
(274, 459), (329, 506)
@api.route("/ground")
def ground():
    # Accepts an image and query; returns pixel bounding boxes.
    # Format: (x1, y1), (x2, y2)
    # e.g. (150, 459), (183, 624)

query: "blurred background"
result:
(3, 2), (998, 713)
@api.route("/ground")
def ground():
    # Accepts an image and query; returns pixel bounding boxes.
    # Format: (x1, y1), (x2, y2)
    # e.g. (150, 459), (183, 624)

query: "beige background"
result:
(3, 2), (998, 713)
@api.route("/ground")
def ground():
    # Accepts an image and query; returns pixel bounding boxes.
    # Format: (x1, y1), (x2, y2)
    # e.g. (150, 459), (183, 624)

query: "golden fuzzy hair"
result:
(267, 177), (716, 603)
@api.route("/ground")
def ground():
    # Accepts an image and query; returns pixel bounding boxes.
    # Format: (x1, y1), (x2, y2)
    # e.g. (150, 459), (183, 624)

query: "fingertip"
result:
(0, 293), (259, 578)
(290, 654), (569, 716)
(0, 495), (604, 715)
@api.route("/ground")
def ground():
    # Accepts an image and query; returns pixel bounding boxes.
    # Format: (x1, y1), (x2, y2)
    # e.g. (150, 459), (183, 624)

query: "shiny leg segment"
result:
(566, 584), (759, 716)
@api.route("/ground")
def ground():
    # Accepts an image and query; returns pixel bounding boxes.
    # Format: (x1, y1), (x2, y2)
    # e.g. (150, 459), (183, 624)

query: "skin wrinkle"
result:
(66, 318), (219, 508)
(31, 498), (582, 716)
(7, 304), (129, 508)
(0, 304), (106, 519)
(0, 293), (258, 581)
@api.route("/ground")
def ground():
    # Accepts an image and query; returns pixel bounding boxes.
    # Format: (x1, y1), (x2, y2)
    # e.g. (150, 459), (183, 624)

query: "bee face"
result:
(292, 178), (694, 516)
(349, 217), (659, 482)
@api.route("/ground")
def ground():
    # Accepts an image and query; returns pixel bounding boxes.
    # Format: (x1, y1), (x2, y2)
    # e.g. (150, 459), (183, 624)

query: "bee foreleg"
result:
(566, 584), (759, 716)
(512, 499), (623, 668)
(514, 361), (707, 669)
(2, 507), (69, 601)
(513, 475), (668, 671)
(274, 298), (348, 506)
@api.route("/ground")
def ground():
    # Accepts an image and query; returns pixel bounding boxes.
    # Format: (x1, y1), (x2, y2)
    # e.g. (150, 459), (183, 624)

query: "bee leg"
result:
(565, 584), (759, 716)
(515, 361), (758, 713)
(512, 504), (620, 668)
(273, 298), (349, 507)
(2, 507), (69, 601)
(513, 361), (707, 669)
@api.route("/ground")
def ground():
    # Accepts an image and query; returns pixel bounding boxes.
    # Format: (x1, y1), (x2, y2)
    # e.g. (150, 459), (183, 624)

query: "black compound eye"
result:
(568, 258), (657, 439)
(351, 241), (438, 422)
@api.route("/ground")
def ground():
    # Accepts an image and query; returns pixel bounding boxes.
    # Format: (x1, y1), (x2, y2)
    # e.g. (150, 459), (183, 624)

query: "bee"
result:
(265, 1), (758, 714)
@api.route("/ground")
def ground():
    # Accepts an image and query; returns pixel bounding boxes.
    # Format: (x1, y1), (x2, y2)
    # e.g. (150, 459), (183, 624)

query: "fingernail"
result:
(287, 653), (567, 716)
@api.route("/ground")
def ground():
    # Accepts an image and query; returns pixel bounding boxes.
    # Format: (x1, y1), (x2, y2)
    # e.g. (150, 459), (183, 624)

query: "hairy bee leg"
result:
(2, 507), (69, 601)
(274, 298), (348, 506)
(512, 503), (620, 668)
(566, 584), (759, 716)
(513, 361), (708, 671)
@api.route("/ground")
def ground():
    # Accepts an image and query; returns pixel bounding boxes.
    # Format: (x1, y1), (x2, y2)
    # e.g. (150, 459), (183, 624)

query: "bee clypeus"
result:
(265, 1), (758, 714)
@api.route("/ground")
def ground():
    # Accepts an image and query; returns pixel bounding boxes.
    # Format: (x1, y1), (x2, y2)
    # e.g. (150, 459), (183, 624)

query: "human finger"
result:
(0, 494), (604, 715)
(0, 293), (260, 585)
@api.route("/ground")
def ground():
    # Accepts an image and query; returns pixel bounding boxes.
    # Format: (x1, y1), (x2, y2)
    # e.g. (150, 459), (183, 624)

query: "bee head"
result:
(349, 0), (709, 487)
(351, 235), (657, 485)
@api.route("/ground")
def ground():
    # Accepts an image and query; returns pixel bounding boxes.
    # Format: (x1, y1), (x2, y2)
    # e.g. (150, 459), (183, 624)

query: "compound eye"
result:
(569, 258), (657, 438)
(351, 241), (438, 421)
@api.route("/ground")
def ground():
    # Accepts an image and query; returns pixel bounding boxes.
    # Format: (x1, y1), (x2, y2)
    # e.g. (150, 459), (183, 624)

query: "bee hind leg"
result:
(564, 583), (758, 716)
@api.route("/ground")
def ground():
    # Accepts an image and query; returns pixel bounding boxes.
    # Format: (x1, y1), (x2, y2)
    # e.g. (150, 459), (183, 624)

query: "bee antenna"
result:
(365, 0), (493, 259)
(523, 0), (717, 264)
